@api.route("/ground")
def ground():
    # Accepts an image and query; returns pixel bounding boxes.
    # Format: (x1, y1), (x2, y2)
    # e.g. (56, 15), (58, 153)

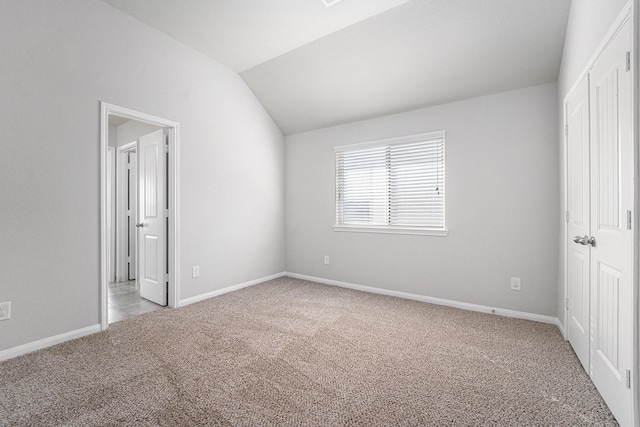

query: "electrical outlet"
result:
(192, 266), (200, 278)
(324, 255), (330, 265)
(0, 302), (11, 321)
(510, 277), (521, 291)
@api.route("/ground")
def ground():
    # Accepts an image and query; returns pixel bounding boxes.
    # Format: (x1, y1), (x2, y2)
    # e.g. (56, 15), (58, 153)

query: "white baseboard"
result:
(285, 272), (560, 326)
(555, 318), (566, 338)
(179, 271), (287, 307)
(0, 324), (101, 362)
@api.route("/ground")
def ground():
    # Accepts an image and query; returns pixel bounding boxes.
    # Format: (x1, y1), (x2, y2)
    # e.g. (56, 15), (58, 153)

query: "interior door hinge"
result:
(627, 210), (632, 230)
(564, 124), (568, 137)
(565, 297), (569, 310)
(626, 369), (631, 389)
(625, 52), (631, 72)
(565, 211), (569, 223)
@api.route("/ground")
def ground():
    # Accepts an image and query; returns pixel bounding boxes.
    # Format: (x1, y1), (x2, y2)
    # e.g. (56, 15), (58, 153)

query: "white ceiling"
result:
(101, 0), (412, 72)
(101, 0), (571, 135)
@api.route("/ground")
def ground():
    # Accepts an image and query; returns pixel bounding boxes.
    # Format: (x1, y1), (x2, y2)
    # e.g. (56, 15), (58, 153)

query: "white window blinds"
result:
(335, 131), (445, 234)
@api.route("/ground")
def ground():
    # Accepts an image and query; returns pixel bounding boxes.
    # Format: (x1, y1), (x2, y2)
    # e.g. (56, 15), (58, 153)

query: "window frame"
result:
(333, 131), (448, 237)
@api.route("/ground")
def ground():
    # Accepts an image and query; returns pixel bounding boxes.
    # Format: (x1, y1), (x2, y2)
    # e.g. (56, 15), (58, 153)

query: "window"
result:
(334, 131), (446, 236)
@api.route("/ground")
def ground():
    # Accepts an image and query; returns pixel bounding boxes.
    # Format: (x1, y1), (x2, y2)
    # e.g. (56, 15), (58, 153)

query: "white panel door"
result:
(566, 74), (591, 372)
(138, 129), (167, 306)
(588, 19), (633, 426)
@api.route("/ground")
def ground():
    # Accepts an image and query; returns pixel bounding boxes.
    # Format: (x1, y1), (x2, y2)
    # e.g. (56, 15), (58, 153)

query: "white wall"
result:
(0, 0), (285, 352)
(556, 0), (629, 326)
(286, 83), (559, 316)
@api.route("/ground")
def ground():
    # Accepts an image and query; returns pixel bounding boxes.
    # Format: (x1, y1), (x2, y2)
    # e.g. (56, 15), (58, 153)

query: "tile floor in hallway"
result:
(108, 280), (164, 323)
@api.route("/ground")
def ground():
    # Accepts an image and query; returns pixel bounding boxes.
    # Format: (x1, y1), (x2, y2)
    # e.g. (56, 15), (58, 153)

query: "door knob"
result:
(573, 235), (595, 246)
(573, 235), (586, 244)
(135, 223), (144, 228)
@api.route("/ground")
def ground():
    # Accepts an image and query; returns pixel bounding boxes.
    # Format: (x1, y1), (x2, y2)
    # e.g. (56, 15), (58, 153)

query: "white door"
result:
(566, 74), (591, 372)
(137, 129), (167, 306)
(588, 19), (633, 426)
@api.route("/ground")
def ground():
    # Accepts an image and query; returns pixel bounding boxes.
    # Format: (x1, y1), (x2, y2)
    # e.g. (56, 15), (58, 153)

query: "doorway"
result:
(100, 103), (180, 330)
(108, 120), (165, 323)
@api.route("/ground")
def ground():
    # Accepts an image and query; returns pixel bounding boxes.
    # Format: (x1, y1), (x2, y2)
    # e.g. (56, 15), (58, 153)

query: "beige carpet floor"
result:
(0, 277), (617, 426)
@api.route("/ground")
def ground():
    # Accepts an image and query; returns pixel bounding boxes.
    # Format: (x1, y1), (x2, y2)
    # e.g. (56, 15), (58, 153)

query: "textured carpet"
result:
(0, 277), (617, 426)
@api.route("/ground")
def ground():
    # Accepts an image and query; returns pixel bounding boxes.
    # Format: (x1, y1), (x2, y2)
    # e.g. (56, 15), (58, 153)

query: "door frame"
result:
(561, 1), (637, 423)
(106, 146), (116, 283)
(100, 102), (181, 330)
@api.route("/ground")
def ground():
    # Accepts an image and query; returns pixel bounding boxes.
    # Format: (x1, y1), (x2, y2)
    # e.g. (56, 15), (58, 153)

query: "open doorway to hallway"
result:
(106, 117), (166, 323)
(101, 102), (181, 329)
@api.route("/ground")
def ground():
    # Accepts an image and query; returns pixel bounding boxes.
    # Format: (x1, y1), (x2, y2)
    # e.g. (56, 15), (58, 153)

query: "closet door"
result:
(566, 74), (591, 372)
(588, 18), (633, 426)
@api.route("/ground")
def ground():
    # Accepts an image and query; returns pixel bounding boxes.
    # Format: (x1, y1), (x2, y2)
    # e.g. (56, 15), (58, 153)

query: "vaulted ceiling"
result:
(101, 0), (572, 135)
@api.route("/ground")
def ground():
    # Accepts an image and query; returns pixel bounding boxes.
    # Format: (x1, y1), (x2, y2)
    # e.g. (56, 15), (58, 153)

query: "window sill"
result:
(333, 225), (448, 237)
